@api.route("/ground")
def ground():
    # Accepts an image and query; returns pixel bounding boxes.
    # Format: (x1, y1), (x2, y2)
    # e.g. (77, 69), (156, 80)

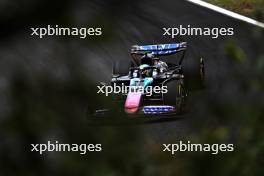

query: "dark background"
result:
(0, 0), (263, 175)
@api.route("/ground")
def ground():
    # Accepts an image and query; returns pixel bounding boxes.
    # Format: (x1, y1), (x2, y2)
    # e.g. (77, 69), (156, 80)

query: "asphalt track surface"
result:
(0, 0), (263, 145)
(82, 0), (263, 142)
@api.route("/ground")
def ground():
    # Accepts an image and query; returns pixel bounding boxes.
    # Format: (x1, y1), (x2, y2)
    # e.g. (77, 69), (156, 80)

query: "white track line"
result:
(186, 0), (264, 28)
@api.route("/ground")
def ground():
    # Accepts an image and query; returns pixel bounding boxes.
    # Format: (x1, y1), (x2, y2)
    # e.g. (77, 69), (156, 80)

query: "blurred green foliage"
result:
(1, 32), (263, 176)
(206, 0), (264, 22)
(0, 0), (264, 175)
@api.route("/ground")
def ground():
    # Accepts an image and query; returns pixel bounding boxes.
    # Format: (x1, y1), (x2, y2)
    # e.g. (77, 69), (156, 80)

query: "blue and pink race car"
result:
(89, 42), (205, 117)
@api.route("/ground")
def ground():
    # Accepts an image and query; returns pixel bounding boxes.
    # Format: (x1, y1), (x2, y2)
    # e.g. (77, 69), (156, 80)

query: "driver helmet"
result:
(139, 64), (151, 77)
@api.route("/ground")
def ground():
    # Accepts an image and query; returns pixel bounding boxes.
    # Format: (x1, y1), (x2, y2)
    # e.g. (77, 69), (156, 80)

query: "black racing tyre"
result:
(86, 94), (115, 118)
(86, 96), (106, 118)
(85, 83), (115, 118)
(183, 57), (205, 91)
(163, 79), (186, 114)
(112, 60), (134, 76)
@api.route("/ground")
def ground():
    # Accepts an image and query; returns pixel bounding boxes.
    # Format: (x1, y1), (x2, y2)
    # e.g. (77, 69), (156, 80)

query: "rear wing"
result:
(131, 42), (187, 56)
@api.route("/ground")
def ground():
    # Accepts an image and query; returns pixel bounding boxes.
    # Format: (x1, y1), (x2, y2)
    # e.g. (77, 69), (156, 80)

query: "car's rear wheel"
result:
(184, 57), (205, 90)
(163, 79), (186, 114)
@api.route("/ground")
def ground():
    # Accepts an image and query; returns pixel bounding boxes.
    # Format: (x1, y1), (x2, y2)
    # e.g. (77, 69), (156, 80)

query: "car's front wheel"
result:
(112, 60), (134, 76)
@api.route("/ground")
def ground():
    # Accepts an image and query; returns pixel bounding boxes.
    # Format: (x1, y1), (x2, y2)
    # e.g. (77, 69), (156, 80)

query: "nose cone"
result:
(124, 92), (142, 114)
(125, 107), (138, 114)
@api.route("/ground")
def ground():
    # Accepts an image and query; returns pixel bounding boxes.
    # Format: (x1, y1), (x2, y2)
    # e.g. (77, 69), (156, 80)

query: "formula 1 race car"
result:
(88, 42), (205, 117)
